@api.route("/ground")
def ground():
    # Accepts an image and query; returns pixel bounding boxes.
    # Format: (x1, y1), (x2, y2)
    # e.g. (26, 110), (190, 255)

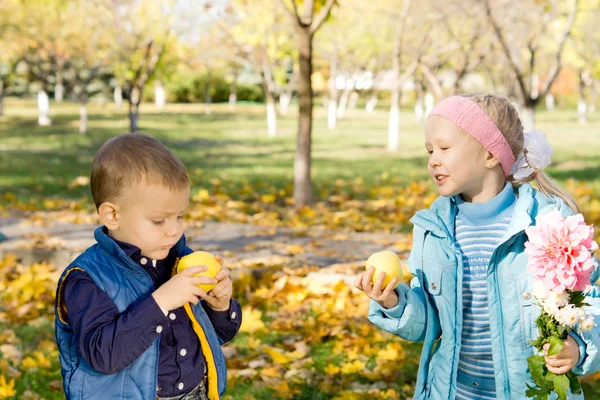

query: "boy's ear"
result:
(485, 151), (501, 169)
(98, 202), (121, 230)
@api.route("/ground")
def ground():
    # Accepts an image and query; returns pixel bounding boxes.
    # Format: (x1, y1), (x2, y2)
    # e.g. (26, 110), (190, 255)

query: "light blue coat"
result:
(369, 183), (600, 399)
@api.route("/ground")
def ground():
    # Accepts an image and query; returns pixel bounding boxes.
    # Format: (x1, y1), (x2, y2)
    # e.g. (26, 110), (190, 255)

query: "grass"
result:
(1, 97), (600, 399)
(2, 97), (600, 209)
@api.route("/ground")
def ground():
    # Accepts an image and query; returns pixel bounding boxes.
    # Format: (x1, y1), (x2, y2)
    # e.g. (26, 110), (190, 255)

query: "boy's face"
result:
(104, 181), (190, 260)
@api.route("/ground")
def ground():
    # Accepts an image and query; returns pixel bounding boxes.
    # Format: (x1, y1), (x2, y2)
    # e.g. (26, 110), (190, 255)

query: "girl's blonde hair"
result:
(461, 93), (580, 213)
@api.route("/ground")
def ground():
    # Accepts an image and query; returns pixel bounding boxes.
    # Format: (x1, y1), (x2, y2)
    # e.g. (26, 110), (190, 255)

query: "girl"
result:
(354, 94), (600, 399)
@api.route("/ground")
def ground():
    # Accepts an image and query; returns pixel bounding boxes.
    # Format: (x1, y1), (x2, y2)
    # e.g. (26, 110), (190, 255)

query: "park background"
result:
(1, 0), (600, 398)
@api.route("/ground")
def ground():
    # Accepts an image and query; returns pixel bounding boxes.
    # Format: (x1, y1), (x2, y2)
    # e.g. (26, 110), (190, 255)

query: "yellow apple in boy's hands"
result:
(177, 251), (222, 293)
(366, 251), (402, 289)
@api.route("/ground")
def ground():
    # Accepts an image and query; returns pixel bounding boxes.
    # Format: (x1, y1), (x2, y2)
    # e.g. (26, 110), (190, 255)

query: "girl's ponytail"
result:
(510, 169), (580, 214)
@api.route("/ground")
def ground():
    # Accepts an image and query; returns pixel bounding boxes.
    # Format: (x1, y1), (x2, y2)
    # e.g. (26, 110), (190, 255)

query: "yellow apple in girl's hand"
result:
(177, 251), (222, 293)
(366, 251), (402, 289)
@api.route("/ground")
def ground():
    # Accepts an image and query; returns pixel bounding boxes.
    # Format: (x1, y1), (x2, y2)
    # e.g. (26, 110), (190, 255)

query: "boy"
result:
(55, 133), (242, 400)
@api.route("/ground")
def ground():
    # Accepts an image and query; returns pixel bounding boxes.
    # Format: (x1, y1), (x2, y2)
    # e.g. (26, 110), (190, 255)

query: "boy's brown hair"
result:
(90, 133), (189, 209)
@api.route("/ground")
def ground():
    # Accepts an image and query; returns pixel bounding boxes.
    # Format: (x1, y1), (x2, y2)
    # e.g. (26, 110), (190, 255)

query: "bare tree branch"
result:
(538, 0), (580, 99)
(310, 0), (337, 35)
(483, 0), (528, 102)
(275, 0), (301, 27)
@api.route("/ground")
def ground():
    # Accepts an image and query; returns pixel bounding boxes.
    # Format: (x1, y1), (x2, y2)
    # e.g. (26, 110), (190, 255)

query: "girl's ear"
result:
(98, 202), (121, 230)
(485, 151), (501, 169)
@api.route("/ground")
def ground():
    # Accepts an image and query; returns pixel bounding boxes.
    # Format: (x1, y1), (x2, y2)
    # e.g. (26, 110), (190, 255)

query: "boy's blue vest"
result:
(55, 227), (227, 400)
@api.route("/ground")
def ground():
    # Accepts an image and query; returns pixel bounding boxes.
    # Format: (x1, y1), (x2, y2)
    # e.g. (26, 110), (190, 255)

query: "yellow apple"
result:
(177, 251), (222, 293)
(365, 251), (402, 289)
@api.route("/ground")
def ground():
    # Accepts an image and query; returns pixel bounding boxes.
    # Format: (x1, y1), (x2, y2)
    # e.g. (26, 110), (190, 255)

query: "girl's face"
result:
(424, 116), (502, 202)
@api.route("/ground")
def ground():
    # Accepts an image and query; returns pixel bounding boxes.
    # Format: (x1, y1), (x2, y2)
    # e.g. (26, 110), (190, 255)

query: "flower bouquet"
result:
(525, 209), (598, 399)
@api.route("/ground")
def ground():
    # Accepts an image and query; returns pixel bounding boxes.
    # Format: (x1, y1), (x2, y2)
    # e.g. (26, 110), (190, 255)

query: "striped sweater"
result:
(454, 182), (517, 400)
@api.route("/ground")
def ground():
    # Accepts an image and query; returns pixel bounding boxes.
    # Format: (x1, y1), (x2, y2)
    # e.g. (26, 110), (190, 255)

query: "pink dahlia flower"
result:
(525, 209), (598, 294)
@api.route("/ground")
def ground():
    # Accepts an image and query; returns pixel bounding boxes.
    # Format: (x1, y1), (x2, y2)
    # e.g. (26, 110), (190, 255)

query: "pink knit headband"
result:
(428, 96), (515, 176)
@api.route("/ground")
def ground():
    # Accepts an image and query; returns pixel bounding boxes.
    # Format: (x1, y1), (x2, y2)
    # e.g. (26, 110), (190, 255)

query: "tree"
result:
(484, 0), (581, 131)
(276, 0), (338, 208)
(564, 1), (600, 122)
(217, 0), (296, 137)
(110, 0), (176, 132)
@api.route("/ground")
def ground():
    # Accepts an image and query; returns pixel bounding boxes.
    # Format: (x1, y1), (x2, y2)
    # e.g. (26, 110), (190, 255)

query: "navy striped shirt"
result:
(454, 182), (516, 399)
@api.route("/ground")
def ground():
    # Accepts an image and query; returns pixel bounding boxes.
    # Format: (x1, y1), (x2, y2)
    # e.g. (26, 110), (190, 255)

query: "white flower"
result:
(545, 290), (570, 308)
(555, 305), (579, 328)
(575, 308), (586, 323)
(580, 317), (596, 332)
(533, 280), (547, 301)
(543, 296), (560, 317)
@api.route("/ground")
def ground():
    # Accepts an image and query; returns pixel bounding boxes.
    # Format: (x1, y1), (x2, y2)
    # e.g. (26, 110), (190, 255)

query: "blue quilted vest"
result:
(55, 227), (227, 400)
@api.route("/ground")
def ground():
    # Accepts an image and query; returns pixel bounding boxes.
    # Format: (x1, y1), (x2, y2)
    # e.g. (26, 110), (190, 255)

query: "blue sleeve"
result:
(202, 299), (242, 344)
(571, 255), (600, 376)
(63, 270), (167, 374)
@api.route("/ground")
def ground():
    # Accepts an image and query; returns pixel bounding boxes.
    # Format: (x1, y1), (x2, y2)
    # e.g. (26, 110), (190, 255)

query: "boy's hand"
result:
(543, 335), (580, 374)
(203, 256), (233, 311)
(152, 266), (217, 312)
(354, 266), (399, 309)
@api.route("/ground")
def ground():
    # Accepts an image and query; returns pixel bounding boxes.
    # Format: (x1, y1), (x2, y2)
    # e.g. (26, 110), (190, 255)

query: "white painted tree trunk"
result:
(229, 93), (237, 110)
(414, 101), (424, 122)
(37, 90), (51, 126)
(348, 91), (359, 110)
(578, 101), (588, 124)
(590, 80), (599, 113)
(545, 94), (555, 111)
(521, 106), (535, 132)
(55, 83), (64, 103)
(388, 90), (400, 151)
(328, 98), (337, 130)
(337, 87), (351, 119)
(365, 95), (377, 113)
(114, 86), (123, 107)
(79, 103), (88, 134)
(424, 92), (435, 118)
(266, 94), (277, 137)
(155, 81), (166, 111)
(279, 94), (291, 115)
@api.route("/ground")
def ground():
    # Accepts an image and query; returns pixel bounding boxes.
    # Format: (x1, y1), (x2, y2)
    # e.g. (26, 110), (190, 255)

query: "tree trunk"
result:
(79, 97), (88, 134)
(294, 28), (313, 208)
(114, 86), (123, 107)
(266, 91), (277, 137)
(37, 90), (52, 126)
(279, 93), (291, 115)
(388, 88), (400, 151)
(521, 103), (536, 132)
(365, 93), (378, 113)
(55, 60), (64, 103)
(577, 71), (588, 124)
(348, 91), (359, 110)
(424, 92), (435, 118)
(0, 79), (4, 117)
(229, 82), (237, 111)
(545, 94), (555, 111)
(204, 87), (213, 115)
(129, 86), (141, 132)
(388, 37), (401, 151)
(328, 55), (337, 130)
(337, 85), (352, 119)
(590, 80), (599, 114)
(155, 81), (166, 111)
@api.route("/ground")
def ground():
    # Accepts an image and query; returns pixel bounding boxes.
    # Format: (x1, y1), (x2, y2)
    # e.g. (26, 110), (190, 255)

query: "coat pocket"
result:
(515, 273), (539, 351)
(422, 259), (456, 297)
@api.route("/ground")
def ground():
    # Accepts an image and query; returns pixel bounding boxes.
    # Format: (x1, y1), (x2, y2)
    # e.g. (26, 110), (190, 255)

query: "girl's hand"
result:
(543, 335), (580, 374)
(354, 266), (399, 309)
